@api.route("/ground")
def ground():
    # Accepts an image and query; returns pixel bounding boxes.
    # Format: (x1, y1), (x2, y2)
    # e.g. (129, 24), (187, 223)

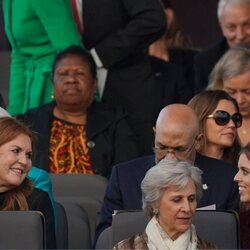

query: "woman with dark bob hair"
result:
(188, 90), (242, 165)
(114, 158), (215, 249)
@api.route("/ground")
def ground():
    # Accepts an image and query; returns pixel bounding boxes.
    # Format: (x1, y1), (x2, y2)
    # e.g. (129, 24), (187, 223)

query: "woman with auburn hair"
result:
(0, 117), (56, 249)
(188, 90), (242, 165)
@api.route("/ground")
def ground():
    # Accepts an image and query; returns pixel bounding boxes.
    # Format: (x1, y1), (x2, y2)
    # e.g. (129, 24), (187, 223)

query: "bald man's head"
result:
(154, 104), (201, 163)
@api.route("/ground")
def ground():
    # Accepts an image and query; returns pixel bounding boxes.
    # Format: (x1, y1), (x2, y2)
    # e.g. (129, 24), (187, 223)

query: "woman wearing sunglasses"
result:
(188, 90), (242, 165)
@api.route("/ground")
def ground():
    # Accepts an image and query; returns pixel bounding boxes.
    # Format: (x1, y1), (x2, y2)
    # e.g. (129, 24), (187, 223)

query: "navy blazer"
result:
(95, 153), (239, 241)
(81, 0), (166, 156)
(194, 38), (229, 93)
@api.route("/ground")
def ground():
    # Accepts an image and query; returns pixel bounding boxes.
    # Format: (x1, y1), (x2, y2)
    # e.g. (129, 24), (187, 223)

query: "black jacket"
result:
(194, 38), (229, 93)
(0, 188), (56, 249)
(17, 102), (139, 177)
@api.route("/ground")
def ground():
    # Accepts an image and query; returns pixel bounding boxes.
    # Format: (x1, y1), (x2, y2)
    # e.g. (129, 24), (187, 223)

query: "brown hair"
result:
(188, 90), (241, 165)
(0, 117), (34, 210)
(160, 0), (193, 49)
(239, 142), (250, 160)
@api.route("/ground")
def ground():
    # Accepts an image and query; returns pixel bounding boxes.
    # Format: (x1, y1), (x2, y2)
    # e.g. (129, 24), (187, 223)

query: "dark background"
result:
(0, 0), (222, 50)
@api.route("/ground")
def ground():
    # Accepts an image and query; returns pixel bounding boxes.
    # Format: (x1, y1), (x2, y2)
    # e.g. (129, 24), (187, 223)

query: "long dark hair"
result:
(188, 90), (241, 165)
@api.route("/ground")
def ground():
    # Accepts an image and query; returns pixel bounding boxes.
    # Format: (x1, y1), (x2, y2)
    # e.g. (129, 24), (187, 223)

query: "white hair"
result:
(141, 158), (203, 218)
(217, 0), (250, 20)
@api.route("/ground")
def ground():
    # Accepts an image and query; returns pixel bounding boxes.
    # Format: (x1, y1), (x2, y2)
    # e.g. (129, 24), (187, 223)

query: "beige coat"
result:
(114, 232), (216, 249)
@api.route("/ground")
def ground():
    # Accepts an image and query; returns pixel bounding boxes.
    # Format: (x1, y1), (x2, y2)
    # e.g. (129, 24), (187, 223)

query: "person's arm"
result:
(28, 167), (58, 231)
(93, 0), (166, 68)
(31, 189), (57, 249)
(6, 52), (26, 115)
(112, 107), (139, 168)
(94, 165), (123, 245)
(175, 65), (193, 104)
(194, 52), (209, 94)
(30, 0), (83, 51)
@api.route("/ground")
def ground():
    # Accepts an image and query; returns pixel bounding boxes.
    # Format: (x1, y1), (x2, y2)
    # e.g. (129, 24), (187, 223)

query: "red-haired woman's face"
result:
(0, 134), (32, 192)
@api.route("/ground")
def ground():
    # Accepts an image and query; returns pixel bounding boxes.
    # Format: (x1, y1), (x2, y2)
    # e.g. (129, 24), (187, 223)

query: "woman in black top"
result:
(0, 117), (56, 249)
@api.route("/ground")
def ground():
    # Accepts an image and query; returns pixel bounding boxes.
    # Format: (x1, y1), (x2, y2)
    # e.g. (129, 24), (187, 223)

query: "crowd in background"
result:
(0, 0), (250, 249)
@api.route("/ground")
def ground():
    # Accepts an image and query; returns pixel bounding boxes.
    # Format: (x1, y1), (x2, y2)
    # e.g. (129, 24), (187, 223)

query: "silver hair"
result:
(208, 45), (250, 89)
(217, 0), (250, 20)
(141, 158), (203, 218)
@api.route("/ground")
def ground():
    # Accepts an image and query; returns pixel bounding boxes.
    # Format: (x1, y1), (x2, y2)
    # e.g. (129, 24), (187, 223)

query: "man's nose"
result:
(234, 92), (244, 105)
(18, 153), (28, 166)
(236, 26), (244, 42)
(164, 150), (177, 160)
(234, 170), (240, 182)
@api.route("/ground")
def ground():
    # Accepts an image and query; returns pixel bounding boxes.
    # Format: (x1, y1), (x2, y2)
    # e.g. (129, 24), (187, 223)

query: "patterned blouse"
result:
(49, 117), (93, 174)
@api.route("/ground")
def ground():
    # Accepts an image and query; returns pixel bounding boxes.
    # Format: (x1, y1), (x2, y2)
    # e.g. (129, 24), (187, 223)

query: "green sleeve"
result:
(30, 0), (84, 51)
(7, 52), (26, 115)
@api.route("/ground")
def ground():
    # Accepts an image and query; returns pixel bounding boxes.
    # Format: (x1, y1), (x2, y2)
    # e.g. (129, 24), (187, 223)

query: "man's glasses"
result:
(207, 110), (242, 128)
(153, 137), (197, 160)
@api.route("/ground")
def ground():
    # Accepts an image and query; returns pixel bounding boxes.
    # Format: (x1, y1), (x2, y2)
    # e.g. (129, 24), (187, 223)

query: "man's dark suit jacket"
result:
(81, 0), (166, 156)
(169, 48), (198, 95)
(150, 56), (193, 109)
(95, 153), (239, 241)
(194, 38), (229, 93)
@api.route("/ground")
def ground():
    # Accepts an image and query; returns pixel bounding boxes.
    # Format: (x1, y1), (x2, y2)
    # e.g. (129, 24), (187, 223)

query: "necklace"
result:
(54, 106), (86, 125)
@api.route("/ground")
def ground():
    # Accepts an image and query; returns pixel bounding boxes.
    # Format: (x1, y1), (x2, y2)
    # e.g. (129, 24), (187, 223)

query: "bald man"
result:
(95, 104), (239, 243)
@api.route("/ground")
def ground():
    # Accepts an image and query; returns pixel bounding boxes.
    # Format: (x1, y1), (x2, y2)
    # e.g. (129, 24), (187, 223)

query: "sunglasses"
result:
(207, 110), (242, 128)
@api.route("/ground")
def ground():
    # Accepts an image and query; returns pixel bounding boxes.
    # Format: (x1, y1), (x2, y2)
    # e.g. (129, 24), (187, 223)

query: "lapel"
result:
(86, 102), (114, 139)
(195, 152), (213, 207)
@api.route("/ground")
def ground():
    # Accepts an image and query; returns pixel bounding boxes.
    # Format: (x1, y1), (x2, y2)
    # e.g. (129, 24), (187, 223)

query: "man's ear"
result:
(195, 133), (203, 150)
(152, 126), (156, 134)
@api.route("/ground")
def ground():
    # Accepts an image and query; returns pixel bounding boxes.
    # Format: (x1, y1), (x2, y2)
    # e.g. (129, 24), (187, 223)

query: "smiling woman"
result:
(234, 143), (250, 249)
(0, 117), (56, 249)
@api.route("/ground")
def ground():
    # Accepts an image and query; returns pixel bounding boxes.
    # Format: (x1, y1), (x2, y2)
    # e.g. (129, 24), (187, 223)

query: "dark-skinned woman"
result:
(17, 45), (139, 178)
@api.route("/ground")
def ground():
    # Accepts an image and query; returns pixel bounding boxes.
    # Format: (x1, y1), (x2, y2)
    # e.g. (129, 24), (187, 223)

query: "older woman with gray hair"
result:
(114, 159), (215, 249)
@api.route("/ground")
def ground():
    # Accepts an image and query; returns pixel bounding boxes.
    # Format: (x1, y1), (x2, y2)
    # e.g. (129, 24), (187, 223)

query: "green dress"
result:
(3, 0), (83, 115)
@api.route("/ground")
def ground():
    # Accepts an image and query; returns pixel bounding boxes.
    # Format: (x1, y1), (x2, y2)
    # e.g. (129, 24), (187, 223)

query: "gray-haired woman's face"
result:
(223, 71), (250, 119)
(155, 177), (197, 240)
